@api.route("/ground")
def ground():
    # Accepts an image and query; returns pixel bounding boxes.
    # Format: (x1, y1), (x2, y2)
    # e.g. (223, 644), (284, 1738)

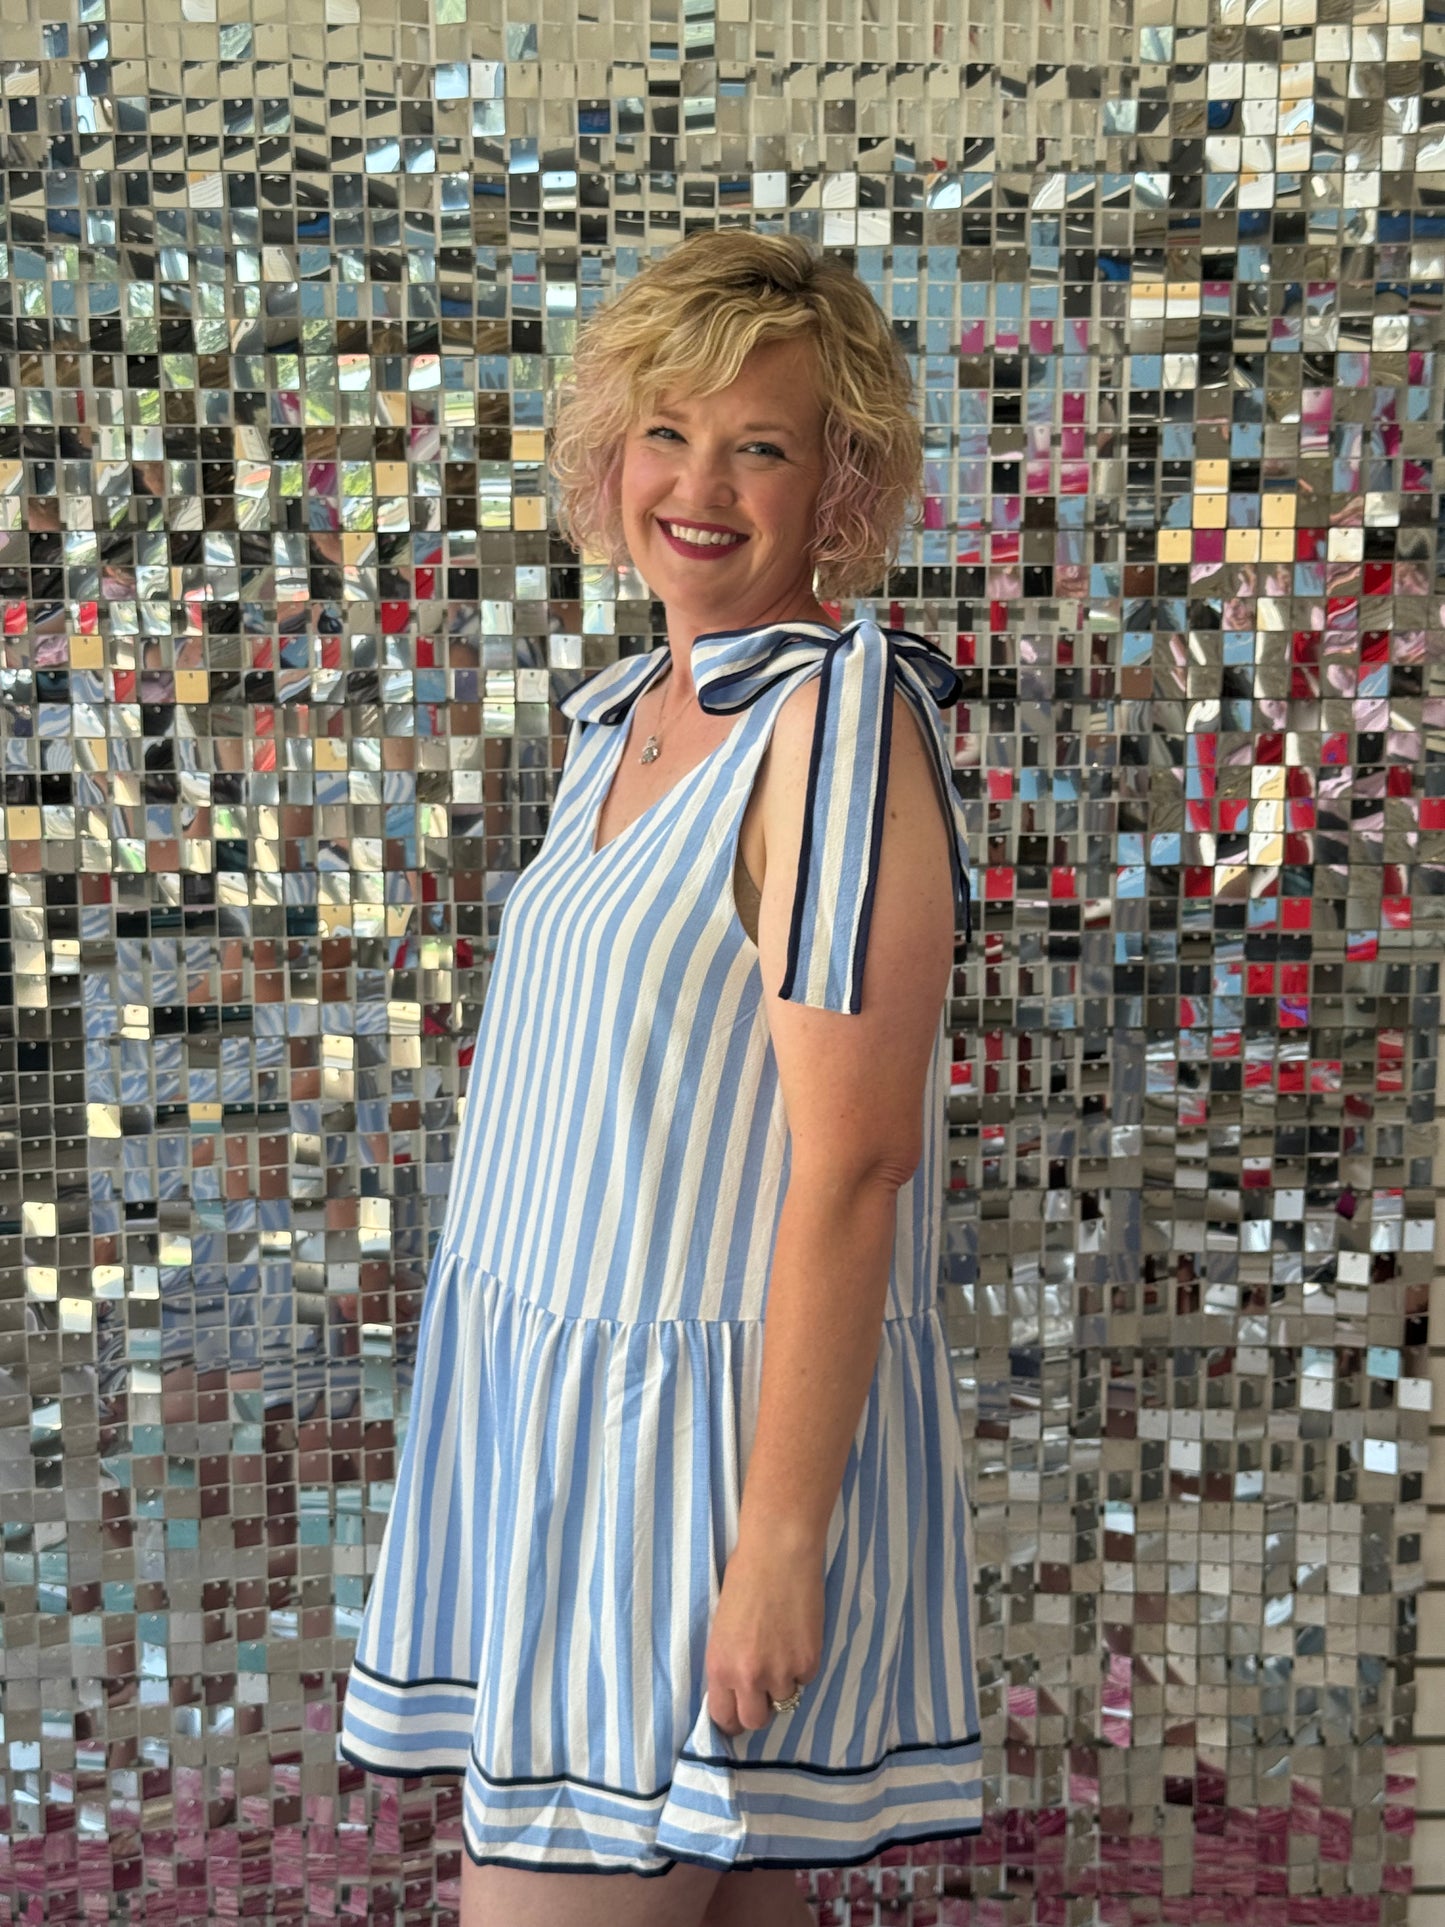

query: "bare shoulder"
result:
(757, 667), (946, 865)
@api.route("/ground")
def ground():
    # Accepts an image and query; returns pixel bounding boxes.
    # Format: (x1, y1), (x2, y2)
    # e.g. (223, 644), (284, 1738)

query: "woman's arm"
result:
(704, 672), (958, 1735)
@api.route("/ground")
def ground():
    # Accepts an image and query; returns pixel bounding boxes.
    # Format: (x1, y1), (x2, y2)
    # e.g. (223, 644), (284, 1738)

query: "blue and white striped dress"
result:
(338, 615), (983, 1874)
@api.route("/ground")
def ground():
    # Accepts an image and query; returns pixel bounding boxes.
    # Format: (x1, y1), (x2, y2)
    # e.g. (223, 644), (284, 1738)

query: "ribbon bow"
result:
(561, 617), (973, 1014)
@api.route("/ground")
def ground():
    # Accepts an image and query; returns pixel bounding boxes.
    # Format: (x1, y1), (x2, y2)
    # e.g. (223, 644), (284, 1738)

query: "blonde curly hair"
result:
(545, 228), (924, 603)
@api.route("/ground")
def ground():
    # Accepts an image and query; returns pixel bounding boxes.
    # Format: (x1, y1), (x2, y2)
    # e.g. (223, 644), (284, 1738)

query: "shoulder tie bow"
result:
(561, 617), (973, 1014)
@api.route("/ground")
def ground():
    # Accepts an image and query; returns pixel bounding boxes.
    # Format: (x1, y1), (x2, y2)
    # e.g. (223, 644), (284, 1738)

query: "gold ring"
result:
(768, 1684), (804, 1715)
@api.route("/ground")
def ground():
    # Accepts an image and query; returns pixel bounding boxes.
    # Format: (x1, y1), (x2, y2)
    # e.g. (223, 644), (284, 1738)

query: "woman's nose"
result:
(669, 454), (736, 506)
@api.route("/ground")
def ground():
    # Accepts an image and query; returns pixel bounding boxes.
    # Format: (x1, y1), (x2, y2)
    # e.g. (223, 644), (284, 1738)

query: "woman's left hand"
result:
(704, 1530), (825, 1735)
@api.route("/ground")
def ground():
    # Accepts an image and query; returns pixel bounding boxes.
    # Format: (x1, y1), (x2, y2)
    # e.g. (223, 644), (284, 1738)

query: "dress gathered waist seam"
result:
(436, 1241), (942, 1331)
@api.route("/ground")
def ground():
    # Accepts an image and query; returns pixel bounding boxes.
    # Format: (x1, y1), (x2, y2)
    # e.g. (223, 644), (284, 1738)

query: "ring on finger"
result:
(768, 1682), (804, 1715)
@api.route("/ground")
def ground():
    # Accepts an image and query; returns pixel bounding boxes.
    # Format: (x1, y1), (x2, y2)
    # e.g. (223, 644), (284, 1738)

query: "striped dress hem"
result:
(339, 1703), (983, 1874)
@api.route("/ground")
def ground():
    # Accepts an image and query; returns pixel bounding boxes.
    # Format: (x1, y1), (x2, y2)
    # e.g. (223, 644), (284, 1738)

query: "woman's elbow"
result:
(791, 1140), (923, 1197)
(866, 1147), (923, 1190)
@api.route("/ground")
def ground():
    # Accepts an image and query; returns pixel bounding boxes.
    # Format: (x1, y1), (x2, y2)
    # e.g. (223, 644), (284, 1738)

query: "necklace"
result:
(638, 659), (696, 764)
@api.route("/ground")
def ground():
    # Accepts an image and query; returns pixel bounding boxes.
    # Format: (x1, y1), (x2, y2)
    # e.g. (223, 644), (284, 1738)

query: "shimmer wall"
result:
(0, 1), (1439, 1921)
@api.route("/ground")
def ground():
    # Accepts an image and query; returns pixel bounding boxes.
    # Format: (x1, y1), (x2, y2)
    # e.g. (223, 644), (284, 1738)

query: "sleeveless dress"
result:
(338, 615), (983, 1875)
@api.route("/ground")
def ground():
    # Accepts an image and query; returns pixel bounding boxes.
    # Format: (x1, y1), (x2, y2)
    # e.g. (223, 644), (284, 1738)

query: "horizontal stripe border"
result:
(340, 1722), (981, 1801)
(676, 1737), (982, 1779)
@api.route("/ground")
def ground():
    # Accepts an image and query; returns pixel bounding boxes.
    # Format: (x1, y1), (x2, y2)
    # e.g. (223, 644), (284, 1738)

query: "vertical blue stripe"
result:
(546, 1325), (599, 1768)
(646, 1320), (682, 1780)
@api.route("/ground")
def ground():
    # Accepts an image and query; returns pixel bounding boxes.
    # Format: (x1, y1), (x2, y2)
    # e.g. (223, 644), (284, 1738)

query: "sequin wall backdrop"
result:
(0, 0), (1440, 1919)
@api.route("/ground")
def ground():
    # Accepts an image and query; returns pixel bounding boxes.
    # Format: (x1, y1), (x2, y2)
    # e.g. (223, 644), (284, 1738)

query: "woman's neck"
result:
(661, 598), (839, 688)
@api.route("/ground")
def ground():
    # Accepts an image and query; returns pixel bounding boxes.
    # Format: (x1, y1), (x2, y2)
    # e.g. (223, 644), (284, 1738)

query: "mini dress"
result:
(338, 615), (983, 1875)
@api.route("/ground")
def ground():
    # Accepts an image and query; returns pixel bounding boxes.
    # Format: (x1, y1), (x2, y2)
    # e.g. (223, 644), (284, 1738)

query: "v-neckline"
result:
(588, 659), (742, 861)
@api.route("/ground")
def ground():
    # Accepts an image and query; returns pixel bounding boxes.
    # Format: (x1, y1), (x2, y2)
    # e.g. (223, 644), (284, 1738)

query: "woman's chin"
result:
(651, 566), (757, 615)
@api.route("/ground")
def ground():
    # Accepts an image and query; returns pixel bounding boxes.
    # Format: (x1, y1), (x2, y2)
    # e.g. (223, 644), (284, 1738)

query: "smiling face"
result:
(617, 335), (834, 645)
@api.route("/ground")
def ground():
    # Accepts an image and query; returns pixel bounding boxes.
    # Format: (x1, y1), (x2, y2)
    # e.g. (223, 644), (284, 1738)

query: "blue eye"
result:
(643, 426), (785, 460)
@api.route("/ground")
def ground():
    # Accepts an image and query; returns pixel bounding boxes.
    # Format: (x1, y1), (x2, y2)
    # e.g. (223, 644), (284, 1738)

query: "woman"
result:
(338, 228), (982, 1927)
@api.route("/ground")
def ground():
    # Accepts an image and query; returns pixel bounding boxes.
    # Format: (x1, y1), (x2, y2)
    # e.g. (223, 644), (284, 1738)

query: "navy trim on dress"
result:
(338, 1739), (464, 1780)
(676, 1730), (982, 1777)
(346, 1652), (475, 1691)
